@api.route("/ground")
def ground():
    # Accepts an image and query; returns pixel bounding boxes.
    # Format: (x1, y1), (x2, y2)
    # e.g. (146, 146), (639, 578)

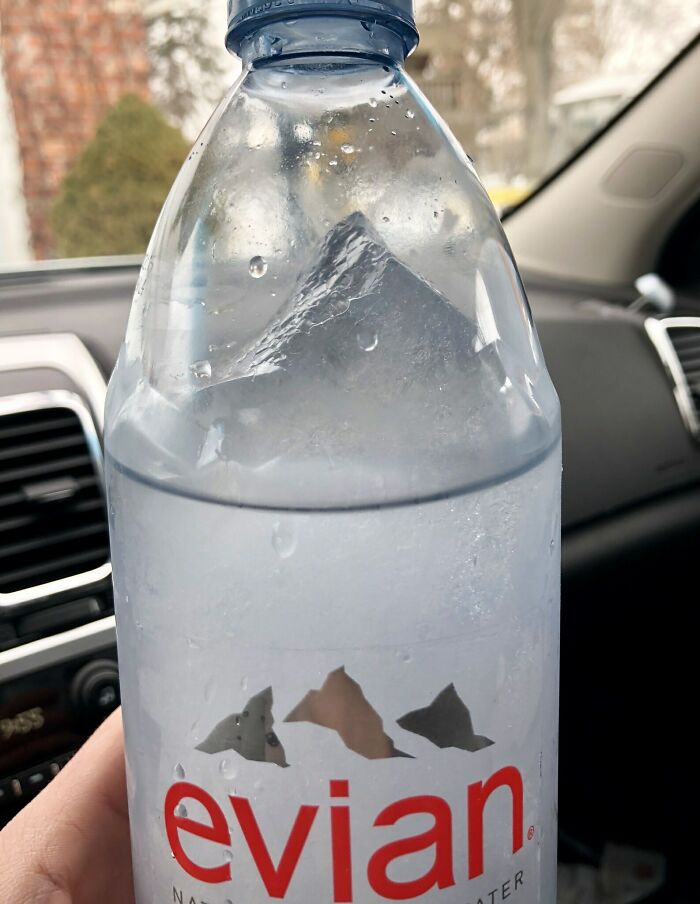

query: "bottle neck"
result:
(236, 16), (409, 67)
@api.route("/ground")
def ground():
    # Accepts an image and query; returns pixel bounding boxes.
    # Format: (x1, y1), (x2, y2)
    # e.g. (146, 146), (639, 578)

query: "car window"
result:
(0, 0), (698, 265)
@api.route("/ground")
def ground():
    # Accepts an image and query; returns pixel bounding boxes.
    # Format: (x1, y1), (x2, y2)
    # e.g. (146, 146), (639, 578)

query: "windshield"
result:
(1, 0), (698, 266)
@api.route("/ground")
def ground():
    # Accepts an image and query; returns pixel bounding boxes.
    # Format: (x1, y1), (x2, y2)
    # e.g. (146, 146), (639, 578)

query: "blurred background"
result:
(1, 0), (699, 266)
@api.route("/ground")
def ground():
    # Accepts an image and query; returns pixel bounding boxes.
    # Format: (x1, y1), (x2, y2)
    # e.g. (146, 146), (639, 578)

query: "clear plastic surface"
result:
(105, 20), (560, 508)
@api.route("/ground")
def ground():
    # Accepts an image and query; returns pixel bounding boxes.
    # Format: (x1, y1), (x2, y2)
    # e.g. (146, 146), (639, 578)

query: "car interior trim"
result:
(0, 254), (144, 279)
(645, 315), (700, 438)
(0, 332), (108, 431)
(563, 481), (700, 577)
(0, 615), (116, 683)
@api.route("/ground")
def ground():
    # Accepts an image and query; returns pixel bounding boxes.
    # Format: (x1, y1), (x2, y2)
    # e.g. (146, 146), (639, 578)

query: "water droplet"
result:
(329, 159), (338, 167)
(340, 143), (354, 155)
(405, 110), (415, 119)
(249, 255), (267, 278)
(224, 899), (234, 904)
(281, 80), (287, 88)
(219, 759), (238, 779)
(397, 650), (411, 663)
(241, 675), (249, 690)
(357, 328), (378, 352)
(314, 152), (321, 159)
(189, 359), (211, 380)
(272, 521), (296, 558)
(173, 763), (185, 780)
(368, 98), (377, 108)
(391, 130), (397, 136)
(382, 216), (390, 223)
(175, 803), (188, 817)
(223, 849), (233, 863)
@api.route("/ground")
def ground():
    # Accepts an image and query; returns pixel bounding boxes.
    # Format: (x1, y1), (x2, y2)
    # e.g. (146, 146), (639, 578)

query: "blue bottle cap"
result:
(226, 0), (418, 57)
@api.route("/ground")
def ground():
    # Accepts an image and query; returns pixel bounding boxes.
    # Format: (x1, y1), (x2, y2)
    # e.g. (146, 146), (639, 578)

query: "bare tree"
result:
(409, 0), (512, 152)
(414, 0), (606, 178)
(554, 0), (607, 87)
(143, 0), (229, 134)
(509, 0), (566, 177)
(413, 0), (698, 183)
(594, 0), (700, 72)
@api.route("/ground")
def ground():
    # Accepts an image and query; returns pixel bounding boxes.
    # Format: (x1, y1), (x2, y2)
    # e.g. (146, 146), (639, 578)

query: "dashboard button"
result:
(26, 770), (47, 789)
(0, 754), (80, 810)
(70, 659), (120, 716)
(54, 750), (76, 768)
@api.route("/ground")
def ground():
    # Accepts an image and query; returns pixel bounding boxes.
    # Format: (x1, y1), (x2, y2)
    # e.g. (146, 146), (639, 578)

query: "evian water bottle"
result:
(104, 0), (561, 900)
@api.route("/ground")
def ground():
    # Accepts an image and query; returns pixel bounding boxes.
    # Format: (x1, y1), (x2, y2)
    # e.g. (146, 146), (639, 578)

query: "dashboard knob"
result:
(71, 659), (120, 715)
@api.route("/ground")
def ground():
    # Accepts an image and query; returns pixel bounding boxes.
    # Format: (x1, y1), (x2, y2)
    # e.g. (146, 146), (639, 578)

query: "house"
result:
(0, 0), (150, 262)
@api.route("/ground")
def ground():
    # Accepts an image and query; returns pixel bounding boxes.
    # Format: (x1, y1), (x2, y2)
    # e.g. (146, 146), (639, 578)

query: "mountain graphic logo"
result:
(196, 666), (493, 766)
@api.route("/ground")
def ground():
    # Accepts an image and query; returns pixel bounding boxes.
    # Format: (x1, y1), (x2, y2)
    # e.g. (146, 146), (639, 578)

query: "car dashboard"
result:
(0, 261), (697, 894)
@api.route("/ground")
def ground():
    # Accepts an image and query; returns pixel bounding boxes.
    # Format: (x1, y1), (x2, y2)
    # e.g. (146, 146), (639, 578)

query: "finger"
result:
(0, 708), (135, 904)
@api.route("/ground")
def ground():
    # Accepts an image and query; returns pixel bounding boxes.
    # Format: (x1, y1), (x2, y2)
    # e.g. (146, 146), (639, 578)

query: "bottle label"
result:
(161, 659), (552, 904)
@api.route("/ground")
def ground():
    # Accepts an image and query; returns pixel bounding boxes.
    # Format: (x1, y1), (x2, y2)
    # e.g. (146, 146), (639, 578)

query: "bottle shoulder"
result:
(105, 58), (560, 508)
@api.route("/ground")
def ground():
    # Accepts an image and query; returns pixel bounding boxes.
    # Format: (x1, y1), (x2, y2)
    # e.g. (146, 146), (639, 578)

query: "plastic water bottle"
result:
(104, 0), (561, 900)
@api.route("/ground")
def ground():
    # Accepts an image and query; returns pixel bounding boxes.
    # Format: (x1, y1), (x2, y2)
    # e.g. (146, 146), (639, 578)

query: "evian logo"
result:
(164, 668), (528, 901)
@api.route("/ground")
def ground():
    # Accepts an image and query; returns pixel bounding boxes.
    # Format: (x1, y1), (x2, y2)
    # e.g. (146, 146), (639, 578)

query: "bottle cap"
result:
(226, 0), (418, 57)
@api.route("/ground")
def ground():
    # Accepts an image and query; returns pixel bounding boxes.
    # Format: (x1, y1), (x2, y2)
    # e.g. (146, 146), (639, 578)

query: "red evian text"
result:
(164, 766), (524, 901)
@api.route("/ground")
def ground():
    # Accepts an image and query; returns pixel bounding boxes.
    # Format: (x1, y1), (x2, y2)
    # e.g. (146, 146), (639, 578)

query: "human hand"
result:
(0, 708), (134, 904)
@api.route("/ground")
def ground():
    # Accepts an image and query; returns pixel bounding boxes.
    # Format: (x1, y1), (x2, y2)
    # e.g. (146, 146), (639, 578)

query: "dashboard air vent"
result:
(646, 317), (700, 439)
(0, 393), (110, 603)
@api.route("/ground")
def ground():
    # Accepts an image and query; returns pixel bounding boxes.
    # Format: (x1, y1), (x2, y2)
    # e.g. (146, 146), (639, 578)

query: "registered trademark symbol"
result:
(527, 825), (535, 841)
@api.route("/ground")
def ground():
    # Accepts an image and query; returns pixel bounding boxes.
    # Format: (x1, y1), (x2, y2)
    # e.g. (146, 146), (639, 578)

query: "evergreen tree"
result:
(51, 94), (189, 258)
